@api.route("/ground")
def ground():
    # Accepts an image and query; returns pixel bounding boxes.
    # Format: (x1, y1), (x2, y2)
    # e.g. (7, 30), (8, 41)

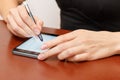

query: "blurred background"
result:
(0, 0), (60, 29)
(28, 0), (60, 29)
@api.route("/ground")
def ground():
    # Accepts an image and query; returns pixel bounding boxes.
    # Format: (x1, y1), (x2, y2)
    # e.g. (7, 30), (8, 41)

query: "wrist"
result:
(112, 32), (120, 55)
(0, 0), (19, 21)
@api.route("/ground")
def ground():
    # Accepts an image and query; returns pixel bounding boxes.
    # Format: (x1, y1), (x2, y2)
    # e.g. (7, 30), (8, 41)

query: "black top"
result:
(56, 0), (120, 31)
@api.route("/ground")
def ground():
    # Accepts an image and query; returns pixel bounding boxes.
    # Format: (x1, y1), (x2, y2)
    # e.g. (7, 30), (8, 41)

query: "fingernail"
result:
(34, 28), (40, 35)
(38, 54), (45, 60)
(41, 44), (47, 50)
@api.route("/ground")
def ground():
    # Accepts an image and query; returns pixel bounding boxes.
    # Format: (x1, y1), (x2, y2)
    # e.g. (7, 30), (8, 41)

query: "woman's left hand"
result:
(38, 29), (120, 62)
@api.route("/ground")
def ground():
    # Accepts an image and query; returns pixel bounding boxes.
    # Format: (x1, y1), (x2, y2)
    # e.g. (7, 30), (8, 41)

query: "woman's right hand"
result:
(5, 5), (43, 38)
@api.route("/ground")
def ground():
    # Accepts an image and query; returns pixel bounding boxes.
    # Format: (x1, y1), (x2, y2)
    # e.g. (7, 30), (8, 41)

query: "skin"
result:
(38, 30), (120, 62)
(0, 0), (43, 38)
(0, 0), (120, 62)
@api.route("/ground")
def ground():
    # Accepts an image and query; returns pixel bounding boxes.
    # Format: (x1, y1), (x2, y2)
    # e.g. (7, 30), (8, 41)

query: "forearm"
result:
(0, 0), (24, 20)
(112, 32), (120, 54)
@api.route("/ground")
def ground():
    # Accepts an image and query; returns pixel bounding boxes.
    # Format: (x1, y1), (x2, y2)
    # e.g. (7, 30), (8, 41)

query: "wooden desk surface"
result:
(0, 20), (120, 80)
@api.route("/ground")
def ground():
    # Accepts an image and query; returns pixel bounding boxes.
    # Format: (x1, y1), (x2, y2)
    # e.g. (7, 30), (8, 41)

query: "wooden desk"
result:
(0, 20), (120, 80)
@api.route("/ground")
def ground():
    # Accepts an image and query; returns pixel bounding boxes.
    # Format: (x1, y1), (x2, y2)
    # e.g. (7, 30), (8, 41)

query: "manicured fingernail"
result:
(34, 28), (40, 35)
(41, 44), (47, 50)
(38, 54), (45, 60)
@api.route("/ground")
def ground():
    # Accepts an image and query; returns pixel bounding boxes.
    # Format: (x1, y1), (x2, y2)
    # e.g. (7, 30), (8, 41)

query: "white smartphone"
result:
(13, 33), (57, 59)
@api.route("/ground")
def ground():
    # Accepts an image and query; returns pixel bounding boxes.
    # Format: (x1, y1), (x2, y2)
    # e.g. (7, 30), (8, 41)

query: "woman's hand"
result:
(38, 30), (120, 62)
(5, 5), (43, 38)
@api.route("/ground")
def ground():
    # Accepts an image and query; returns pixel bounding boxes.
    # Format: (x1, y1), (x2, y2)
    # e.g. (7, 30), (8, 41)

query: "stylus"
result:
(23, 1), (43, 41)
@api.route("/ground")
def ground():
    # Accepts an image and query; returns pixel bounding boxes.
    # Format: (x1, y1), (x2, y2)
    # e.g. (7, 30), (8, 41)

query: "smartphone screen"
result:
(13, 34), (57, 58)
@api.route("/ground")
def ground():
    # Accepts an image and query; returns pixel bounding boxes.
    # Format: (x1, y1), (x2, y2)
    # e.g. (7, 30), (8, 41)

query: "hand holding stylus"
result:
(23, 1), (43, 41)
(5, 2), (43, 38)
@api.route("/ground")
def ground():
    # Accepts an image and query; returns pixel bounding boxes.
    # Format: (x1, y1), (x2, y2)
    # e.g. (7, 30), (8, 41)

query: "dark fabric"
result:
(56, 0), (120, 31)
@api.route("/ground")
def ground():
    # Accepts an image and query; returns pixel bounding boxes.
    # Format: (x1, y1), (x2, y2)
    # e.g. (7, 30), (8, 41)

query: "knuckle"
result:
(17, 21), (24, 28)
(74, 54), (88, 61)
(65, 50), (73, 56)
(44, 51), (53, 58)
(81, 38), (91, 43)
(73, 56), (79, 61)
(44, 53), (49, 58)
(13, 27), (19, 32)
(75, 29), (85, 33)
(9, 8), (16, 15)
(17, 5), (23, 11)
(58, 35), (66, 41)
(86, 55), (95, 61)
(74, 29), (88, 35)
(40, 21), (44, 25)
(83, 40), (88, 43)
(17, 20), (23, 27)
(79, 29), (88, 32)
(87, 58), (94, 61)
(31, 24), (36, 28)
(80, 29), (87, 32)
(57, 45), (65, 51)
(22, 15), (29, 21)
(43, 41), (54, 48)
(9, 9), (13, 14)
(89, 56), (98, 61)
(38, 20), (44, 25)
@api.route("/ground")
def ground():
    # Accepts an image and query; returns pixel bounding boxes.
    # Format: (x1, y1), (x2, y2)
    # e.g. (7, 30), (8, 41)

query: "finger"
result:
(41, 31), (77, 50)
(7, 23), (25, 37)
(38, 39), (78, 60)
(34, 16), (43, 31)
(86, 48), (113, 61)
(7, 23), (18, 36)
(67, 53), (89, 62)
(9, 8), (35, 37)
(17, 5), (40, 35)
(7, 14), (30, 37)
(6, 15), (17, 35)
(58, 45), (86, 60)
